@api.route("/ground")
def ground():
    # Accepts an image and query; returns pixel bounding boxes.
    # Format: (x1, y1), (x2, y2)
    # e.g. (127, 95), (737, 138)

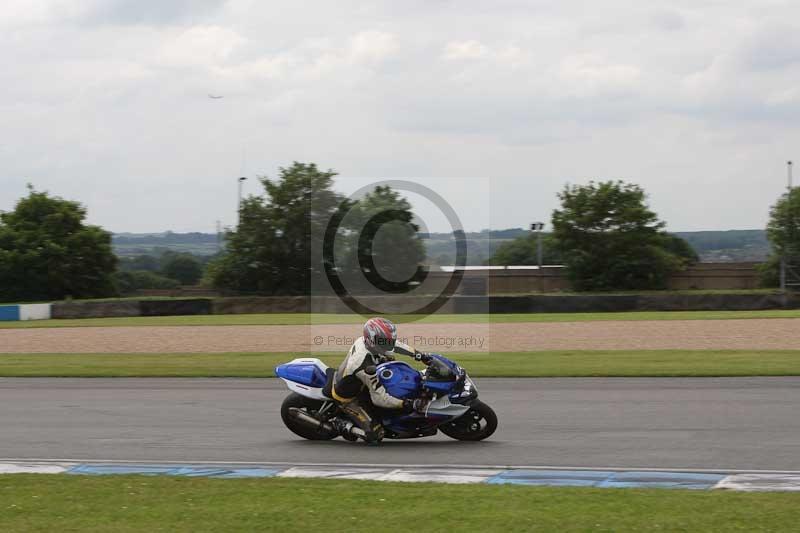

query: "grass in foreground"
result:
(0, 475), (798, 532)
(3, 309), (800, 329)
(1, 350), (799, 377)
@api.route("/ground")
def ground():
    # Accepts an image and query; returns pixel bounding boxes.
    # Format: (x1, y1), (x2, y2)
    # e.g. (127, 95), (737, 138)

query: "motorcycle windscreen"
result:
(275, 362), (328, 388)
(423, 355), (463, 394)
(376, 361), (421, 399)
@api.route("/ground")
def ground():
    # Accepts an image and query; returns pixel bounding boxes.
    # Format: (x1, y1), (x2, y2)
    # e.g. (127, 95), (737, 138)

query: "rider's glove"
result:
(414, 351), (434, 365)
(403, 398), (430, 414)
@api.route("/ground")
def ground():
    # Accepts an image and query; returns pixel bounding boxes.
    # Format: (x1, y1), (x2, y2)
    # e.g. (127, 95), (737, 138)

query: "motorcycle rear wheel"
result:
(280, 393), (339, 440)
(439, 401), (498, 441)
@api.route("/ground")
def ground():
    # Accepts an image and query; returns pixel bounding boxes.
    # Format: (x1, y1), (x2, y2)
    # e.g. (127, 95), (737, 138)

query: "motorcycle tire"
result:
(280, 393), (339, 440)
(439, 401), (498, 441)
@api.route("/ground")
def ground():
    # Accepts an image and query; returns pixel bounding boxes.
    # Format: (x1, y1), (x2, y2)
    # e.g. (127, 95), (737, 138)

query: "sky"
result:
(1, 0), (799, 233)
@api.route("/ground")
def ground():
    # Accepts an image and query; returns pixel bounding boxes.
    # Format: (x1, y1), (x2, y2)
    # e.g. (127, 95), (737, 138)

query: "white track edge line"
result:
(1, 458), (799, 475)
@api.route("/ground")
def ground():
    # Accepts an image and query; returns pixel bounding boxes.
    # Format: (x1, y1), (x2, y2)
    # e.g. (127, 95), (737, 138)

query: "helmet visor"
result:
(373, 335), (396, 354)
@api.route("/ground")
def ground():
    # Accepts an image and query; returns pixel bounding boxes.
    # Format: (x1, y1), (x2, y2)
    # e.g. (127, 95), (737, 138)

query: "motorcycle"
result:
(275, 353), (497, 442)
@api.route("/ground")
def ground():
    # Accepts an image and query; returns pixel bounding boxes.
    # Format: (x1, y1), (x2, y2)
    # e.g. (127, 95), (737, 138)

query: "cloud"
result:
(742, 23), (800, 71)
(0, 0), (68, 28)
(442, 40), (488, 60)
(78, 0), (226, 26)
(650, 10), (685, 32)
(0, 0), (226, 29)
(158, 25), (246, 68)
(191, 30), (399, 87)
(1, 0), (799, 233)
(348, 31), (399, 64)
(558, 53), (641, 95)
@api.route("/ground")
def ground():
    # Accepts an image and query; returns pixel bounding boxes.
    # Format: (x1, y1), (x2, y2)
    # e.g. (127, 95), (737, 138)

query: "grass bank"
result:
(0, 350), (799, 377)
(0, 475), (797, 532)
(3, 309), (800, 329)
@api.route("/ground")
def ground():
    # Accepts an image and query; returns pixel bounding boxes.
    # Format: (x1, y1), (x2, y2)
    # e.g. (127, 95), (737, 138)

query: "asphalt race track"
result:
(2, 377), (799, 471)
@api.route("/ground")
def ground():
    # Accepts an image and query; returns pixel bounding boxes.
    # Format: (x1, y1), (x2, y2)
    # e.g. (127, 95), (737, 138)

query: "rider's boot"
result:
(332, 418), (360, 442)
(332, 417), (383, 445)
(337, 398), (384, 445)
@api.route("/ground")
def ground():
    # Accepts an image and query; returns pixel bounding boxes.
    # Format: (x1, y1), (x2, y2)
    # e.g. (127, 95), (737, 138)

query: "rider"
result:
(330, 317), (432, 443)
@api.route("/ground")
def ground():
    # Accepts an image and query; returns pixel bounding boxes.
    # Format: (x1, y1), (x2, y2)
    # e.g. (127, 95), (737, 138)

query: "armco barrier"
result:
(212, 296), (460, 315)
(139, 299), (212, 316)
(492, 295), (642, 313)
(19, 303), (51, 320)
(0, 305), (21, 321)
(0, 304), (52, 321)
(634, 293), (800, 311)
(52, 301), (142, 319)
(211, 293), (800, 315)
(41, 291), (800, 320)
(213, 296), (310, 314)
(481, 293), (800, 313)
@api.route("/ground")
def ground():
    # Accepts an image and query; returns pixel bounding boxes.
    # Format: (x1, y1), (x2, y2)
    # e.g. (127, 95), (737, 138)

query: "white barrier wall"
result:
(19, 303), (52, 321)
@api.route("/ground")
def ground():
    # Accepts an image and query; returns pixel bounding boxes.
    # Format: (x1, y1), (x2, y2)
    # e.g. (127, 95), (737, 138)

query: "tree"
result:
(666, 235), (699, 264)
(160, 252), (203, 285)
(0, 186), (117, 300)
(118, 254), (160, 272)
(485, 233), (562, 266)
(209, 162), (346, 294)
(761, 187), (800, 287)
(551, 180), (692, 291)
(210, 163), (427, 295)
(114, 271), (181, 293)
(757, 255), (781, 288)
(336, 185), (425, 293)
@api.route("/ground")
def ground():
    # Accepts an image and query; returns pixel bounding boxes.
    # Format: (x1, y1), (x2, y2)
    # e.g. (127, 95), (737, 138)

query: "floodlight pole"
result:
(531, 222), (545, 292)
(537, 226), (544, 269)
(781, 161), (793, 292)
(237, 176), (247, 225)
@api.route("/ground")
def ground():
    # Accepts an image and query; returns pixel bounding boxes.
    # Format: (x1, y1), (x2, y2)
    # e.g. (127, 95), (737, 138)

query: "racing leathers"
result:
(331, 336), (420, 442)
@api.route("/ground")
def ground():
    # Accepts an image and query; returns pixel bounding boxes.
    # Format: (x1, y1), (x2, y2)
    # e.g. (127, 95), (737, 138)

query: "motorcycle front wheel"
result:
(280, 393), (339, 440)
(439, 401), (498, 441)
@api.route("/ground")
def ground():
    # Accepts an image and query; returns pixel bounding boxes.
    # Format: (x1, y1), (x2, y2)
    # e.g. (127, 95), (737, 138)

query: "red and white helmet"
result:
(363, 317), (397, 355)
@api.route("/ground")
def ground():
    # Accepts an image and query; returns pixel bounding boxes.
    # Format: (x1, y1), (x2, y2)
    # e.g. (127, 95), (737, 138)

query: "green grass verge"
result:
(0, 475), (797, 532)
(1, 350), (799, 377)
(3, 309), (800, 329)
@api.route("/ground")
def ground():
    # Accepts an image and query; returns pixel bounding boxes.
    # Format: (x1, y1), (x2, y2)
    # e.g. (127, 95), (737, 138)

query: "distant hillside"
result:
(673, 230), (769, 262)
(422, 228), (529, 265)
(112, 229), (772, 263)
(112, 232), (222, 257)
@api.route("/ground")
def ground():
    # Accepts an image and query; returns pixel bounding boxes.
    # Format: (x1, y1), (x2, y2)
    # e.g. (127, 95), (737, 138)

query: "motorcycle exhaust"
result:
(288, 407), (336, 433)
(287, 408), (368, 441)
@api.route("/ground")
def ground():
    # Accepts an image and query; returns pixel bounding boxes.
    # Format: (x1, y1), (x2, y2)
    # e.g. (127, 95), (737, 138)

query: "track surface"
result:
(2, 377), (799, 471)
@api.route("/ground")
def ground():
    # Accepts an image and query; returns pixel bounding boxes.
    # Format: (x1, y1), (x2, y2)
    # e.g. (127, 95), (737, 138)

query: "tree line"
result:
(2, 163), (799, 301)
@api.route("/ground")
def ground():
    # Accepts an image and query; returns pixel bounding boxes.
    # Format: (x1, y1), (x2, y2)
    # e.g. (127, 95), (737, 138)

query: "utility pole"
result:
(530, 222), (545, 268)
(531, 222), (545, 293)
(237, 176), (247, 225)
(781, 161), (794, 292)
